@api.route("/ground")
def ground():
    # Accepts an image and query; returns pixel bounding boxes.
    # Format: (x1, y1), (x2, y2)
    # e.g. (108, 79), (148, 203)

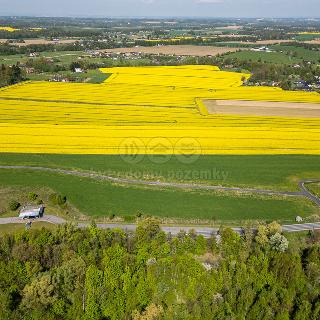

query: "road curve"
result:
(0, 215), (320, 238)
(299, 179), (320, 206)
(0, 165), (318, 202)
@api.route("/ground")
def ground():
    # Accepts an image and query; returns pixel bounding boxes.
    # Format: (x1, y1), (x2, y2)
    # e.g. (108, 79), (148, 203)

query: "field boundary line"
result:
(195, 98), (209, 115)
(0, 81), (31, 93)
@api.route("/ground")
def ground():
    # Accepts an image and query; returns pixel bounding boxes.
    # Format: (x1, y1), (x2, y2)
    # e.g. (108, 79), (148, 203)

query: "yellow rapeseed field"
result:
(0, 26), (41, 32)
(297, 32), (320, 35)
(0, 65), (319, 155)
(0, 26), (20, 32)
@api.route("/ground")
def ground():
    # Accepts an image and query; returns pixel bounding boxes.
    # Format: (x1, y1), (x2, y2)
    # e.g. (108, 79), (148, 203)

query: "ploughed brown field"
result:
(100, 45), (243, 56)
(204, 99), (320, 118)
(0, 38), (78, 46)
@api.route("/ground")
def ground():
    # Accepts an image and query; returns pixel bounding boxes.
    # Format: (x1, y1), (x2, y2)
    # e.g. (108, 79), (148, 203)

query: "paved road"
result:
(1, 215), (320, 237)
(299, 179), (320, 206)
(0, 215), (66, 225)
(0, 165), (319, 203)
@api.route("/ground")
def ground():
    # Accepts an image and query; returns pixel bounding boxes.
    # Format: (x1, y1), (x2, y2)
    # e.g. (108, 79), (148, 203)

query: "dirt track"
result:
(205, 99), (320, 118)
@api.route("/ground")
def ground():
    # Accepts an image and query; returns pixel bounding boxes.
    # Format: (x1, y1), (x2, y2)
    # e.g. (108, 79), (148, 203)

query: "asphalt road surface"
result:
(0, 215), (319, 237)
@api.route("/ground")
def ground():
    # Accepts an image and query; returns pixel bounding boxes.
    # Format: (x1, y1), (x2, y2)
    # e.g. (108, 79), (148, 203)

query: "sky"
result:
(0, 0), (319, 18)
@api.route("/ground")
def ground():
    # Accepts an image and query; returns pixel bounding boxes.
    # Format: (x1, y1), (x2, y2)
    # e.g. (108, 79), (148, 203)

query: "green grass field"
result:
(0, 51), (87, 66)
(222, 50), (302, 64)
(27, 69), (110, 83)
(0, 154), (318, 191)
(0, 169), (317, 223)
(0, 154), (319, 223)
(271, 44), (320, 63)
(309, 183), (320, 198)
(223, 44), (320, 64)
(294, 34), (320, 41)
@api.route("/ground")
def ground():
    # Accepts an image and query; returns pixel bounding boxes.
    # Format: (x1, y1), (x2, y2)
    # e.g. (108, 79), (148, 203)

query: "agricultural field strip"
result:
(0, 65), (319, 154)
(0, 165), (310, 197)
(1, 166), (320, 209)
(1, 82), (320, 105)
(1, 100), (320, 125)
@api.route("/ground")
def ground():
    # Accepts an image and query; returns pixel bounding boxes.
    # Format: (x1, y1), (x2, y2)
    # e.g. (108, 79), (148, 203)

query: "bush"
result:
(8, 200), (21, 211)
(49, 193), (67, 206)
(136, 211), (143, 218)
(124, 215), (135, 223)
(28, 192), (38, 201)
(269, 233), (289, 252)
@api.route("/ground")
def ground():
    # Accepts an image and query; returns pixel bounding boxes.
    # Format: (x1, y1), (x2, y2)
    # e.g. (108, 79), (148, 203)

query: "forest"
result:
(0, 219), (319, 320)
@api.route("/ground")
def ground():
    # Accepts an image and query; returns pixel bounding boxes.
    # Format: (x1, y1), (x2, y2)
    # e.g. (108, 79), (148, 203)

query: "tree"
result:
(269, 233), (289, 252)
(22, 273), (57, 309)
(136, 217), (161, 244)
(8, 200), (20, 211)
(84, 265), (104, 320)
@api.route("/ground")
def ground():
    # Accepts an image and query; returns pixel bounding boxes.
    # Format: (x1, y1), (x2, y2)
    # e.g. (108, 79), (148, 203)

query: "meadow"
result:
(222, 50), (302, 64)
(0, 168), (317, 222)
(0, 153), (319, 222)
(0, 65), (319, 155)
(0, 153), (319, 191)
(223, 44), (320, 64)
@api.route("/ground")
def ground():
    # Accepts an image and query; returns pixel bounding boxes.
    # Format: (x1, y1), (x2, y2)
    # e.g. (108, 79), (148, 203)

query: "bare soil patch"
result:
(304, 39), (320, 44)
(217, 26), (243, 30)
(204, 99), (320, 118)
(0, 38), (79, 46)
(100, 45), (242, 56)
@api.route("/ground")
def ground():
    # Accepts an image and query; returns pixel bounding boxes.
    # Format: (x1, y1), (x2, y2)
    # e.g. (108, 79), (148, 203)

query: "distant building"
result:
(74, 68), (84, 73)
(29, 52), (39, 57)
(19, 206), (44, 219)
(251, 46), (273, 53)
(25, 67), (35, 74)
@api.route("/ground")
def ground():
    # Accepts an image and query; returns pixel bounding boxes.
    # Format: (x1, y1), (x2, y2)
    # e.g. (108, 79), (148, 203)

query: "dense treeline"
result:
(0, 29), (103, 40)
(134, 36), (257, 47)
(0, 39), (135, 56)
(0, 219), (319, 320)
(0, 43), (82, 56)
(219, 57), (320, 89)
(0, 64), (24, 87)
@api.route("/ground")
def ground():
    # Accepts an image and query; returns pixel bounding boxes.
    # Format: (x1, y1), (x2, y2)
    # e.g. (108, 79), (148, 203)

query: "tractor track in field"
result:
(0, 165), (319, 207)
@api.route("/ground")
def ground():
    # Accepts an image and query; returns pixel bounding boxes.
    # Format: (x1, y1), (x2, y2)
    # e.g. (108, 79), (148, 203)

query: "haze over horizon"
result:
(1, 0), (319, 18)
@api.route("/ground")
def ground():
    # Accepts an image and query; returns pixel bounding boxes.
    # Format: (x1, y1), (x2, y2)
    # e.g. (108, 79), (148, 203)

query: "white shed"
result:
(19, 206), (44, 219)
